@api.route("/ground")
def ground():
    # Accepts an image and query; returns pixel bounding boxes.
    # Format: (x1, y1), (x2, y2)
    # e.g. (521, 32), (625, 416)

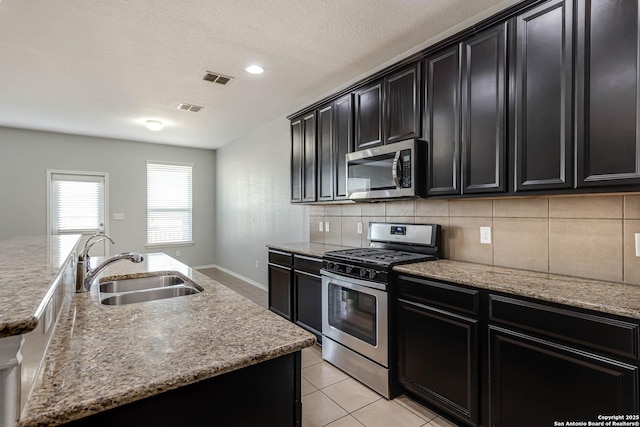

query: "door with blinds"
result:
(48, 170), (108, 256)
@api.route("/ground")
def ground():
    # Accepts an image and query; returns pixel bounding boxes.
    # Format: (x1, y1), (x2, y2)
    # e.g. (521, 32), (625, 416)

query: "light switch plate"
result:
(636, 233), (640, 256)
(325, 221), (330, 233)
(480, 227), (492, 244)
(319, 221), (324, 232)
(113, 213), (125, 220)
(357, 222), (363, 234)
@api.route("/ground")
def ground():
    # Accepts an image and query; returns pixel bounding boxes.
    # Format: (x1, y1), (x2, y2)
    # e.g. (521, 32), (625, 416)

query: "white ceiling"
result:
(0, 0), (518, 150)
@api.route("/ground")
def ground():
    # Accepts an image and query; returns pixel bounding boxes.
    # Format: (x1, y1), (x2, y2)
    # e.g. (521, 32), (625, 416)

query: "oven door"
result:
(321, 270), (388, 367)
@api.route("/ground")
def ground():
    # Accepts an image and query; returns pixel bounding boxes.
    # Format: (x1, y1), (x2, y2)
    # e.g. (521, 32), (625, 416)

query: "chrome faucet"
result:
(75, 234), (144, 292)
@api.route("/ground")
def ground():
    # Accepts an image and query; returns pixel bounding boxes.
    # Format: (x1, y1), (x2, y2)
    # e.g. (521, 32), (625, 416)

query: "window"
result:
(146, 161), (193, 246)
(48, 171), (106, 235)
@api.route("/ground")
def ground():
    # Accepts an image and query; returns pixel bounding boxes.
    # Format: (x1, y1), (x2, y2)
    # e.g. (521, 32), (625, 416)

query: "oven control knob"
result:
(326, 262), (334, 270)
(360, 269), (368, 278)
(369, 270), (377, 280)
(346, 266), (353, 274)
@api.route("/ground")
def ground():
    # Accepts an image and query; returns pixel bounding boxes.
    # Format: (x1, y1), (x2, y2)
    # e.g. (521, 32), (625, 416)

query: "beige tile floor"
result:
(198, 267), (462, 427)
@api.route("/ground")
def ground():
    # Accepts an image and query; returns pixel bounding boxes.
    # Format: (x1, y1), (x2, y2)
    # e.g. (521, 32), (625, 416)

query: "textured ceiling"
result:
(0, 0), (518, 149)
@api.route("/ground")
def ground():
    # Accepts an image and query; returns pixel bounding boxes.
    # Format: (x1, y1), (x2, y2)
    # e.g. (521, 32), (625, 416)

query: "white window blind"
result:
(147, 161), (193, 246)
(51, 173), (105, 234)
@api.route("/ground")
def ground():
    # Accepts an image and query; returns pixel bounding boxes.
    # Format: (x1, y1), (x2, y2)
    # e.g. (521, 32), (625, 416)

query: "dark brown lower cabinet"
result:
(293, 269), (322, 343)
(268, 250), (294, 320)
(398, 299), (479, 426)
(489, 326), (639, 427)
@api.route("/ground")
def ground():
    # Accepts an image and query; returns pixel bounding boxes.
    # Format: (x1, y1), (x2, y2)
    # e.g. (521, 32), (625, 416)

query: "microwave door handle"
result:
(391, 151), (401, 189)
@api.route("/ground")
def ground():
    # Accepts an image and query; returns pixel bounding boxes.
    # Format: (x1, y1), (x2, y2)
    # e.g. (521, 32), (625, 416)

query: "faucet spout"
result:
(82, 252), (144, 291)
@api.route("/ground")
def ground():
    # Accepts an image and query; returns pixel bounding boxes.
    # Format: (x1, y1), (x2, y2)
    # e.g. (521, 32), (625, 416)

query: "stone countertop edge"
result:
(18, 253), (316, 427)
(267, 242), (355, 258)
(394, 259), (640, 320)
(0, 235), (81, 338)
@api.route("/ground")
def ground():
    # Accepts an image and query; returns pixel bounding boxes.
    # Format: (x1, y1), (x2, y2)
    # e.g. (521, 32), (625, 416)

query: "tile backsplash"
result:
(309, 194), (640, 285)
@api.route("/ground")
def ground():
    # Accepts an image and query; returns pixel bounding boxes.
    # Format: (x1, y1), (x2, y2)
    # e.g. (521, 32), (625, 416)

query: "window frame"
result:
(145, 160), (194, 248)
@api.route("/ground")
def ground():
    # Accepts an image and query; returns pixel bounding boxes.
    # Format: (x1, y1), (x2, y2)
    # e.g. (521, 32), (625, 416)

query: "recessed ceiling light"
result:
(245, 65), (264, 75)
(146, 120), (164, 131)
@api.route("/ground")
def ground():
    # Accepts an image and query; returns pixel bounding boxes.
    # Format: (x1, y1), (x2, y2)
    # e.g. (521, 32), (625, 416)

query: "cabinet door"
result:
(397, 299), (479, 426)
(489, 326), (639, 427)
(425, 46), (461, 195)
(302, 113), (317, 202)
(576, 0), (640, 187)
(385, 63), (421, 144)
(290, 119), (302, 202)
(317, 105), (334, 201)
(461, 24), (507, 194)
(293, 271), (322, 342)
(268, 264), (293, 320)
(513, 0), (572, 191)
(354, 81), (383, 150)
(334, 94), (353, 200)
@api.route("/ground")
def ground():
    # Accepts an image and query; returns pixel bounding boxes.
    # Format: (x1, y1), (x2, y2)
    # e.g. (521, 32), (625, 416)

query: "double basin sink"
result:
(98, 274), (203, 306)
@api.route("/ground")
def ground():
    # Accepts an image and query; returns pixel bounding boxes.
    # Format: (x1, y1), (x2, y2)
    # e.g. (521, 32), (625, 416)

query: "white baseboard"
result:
(194, 264), (267, 291)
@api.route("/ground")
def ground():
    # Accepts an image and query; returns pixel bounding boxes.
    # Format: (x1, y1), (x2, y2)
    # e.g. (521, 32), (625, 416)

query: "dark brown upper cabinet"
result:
(512, 0), (573, 192)
(333, 94), (353, 200)
(317, 104), (334, 201)
(424, 46), (461, 196)
(576, 0), (640, 188)
(461, 23), (508, 195)
(302, 113), (317, 202)
(385, 63), (422, 144)
(354, 80), (383, 150)
(290, 119), (302, 202)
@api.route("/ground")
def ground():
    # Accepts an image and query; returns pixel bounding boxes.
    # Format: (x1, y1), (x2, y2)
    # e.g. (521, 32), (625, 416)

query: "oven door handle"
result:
(391, 150), (401, 189)
(321, 269), (387, 292)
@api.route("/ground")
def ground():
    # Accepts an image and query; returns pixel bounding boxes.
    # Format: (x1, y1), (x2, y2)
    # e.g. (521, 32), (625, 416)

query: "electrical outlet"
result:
(480, 227), (492, 244)
(175, 249), (181, 257)
(319, 221), (324, 232)
(325, 221), (330, 232)
(636, 233), (640, 257)
(256, 260), (260, 268)
(113, 213), (125, 220)
(357, 222), (363, 234)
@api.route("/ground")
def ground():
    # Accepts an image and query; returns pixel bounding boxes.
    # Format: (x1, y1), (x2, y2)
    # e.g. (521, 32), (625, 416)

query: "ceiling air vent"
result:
(177, 103), (204, 113)
(202, 71), (233, 85)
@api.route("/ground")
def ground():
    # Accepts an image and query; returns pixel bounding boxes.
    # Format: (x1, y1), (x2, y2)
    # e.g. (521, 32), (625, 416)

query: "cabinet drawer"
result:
(268, 250), (293, 267)
(293, 255), (322, 276)
(489, 294), (640, 360)
(397, 275), (480, 317)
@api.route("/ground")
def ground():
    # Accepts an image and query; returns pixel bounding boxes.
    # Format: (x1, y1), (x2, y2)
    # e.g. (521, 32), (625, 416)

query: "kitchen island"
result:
(4, 246), (314, 426)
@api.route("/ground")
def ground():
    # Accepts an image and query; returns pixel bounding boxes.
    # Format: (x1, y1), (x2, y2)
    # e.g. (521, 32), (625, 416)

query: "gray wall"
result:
(214, 116), (308, 286)
(0, 126), (216, 267)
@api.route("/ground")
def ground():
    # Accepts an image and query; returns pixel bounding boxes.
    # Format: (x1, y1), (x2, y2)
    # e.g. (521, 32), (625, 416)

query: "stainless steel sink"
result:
(98, 273), (202, 306)
(99, 274), (185, 293)
(100, 285), (200, 305)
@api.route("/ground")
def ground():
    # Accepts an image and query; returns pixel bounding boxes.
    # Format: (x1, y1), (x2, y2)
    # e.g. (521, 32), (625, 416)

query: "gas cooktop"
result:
(324, 247), (435, 267)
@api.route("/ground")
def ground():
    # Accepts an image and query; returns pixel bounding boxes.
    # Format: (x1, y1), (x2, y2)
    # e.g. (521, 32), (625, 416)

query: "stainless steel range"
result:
(321, 222), (441, 398)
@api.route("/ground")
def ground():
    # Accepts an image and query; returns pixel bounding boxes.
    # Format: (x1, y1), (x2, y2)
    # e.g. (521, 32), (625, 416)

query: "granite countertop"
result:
(395, 260), (640, 320)
(19, 253), (316, 427)
(267, 242), (355, 258)
(0, 235), (80, 338)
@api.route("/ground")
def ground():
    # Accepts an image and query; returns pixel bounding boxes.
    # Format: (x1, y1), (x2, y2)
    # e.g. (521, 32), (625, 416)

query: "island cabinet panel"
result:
(65, 351), (303, 427)
(290, 119), (302, 202)
(512, 0), (573, 192)
(293, 255), (323, 343)
(396, 275), (479, 426)
(489, 326), (639, 427)
(317, 104), (334, 201)
(302, 112), (317, 202)
(354, 80), (384, 150)
(268, 250), (293, 320)
(333, 94), (353, 200)
(576, 0), (640, 188)
(384, 63), (422, 144)
(424, 45), (461, 195)
(461, 23), (507, 195)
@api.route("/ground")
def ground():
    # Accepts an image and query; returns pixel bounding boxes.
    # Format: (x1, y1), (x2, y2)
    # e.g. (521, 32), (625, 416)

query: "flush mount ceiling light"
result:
(145, 120), (164, 131)
(245, 65), (264, 75)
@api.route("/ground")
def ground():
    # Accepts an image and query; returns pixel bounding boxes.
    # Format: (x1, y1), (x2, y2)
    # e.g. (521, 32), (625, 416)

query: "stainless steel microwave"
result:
(346, 139), (427, 200)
